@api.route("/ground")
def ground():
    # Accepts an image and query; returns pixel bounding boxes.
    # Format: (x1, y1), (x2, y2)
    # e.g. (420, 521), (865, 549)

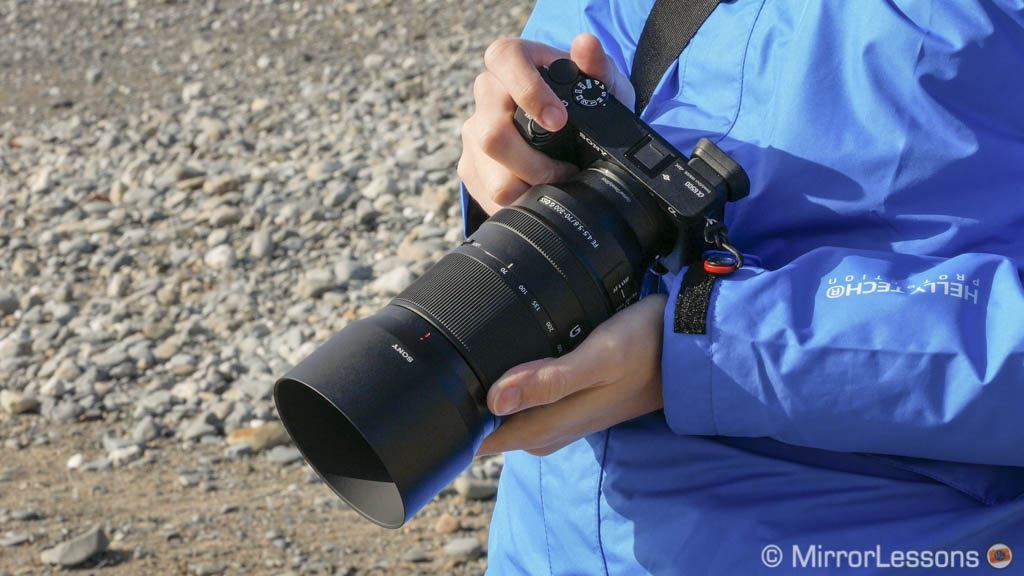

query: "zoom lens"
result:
(274, 160), (677, 527)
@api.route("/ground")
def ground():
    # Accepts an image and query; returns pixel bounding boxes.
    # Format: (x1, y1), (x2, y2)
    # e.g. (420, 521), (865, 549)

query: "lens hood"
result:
(274, 304), (491, 528)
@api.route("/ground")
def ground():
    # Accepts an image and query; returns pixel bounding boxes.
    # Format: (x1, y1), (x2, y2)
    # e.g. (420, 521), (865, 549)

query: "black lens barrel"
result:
(274, 161), (677, 527)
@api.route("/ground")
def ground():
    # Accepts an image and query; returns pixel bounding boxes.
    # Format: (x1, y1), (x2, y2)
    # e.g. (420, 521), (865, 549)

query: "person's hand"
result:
(459, 33), (635, 216)
(477, 294), (666, 456)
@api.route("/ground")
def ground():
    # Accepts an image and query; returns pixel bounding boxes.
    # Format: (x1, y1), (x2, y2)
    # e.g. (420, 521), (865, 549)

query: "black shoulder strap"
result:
(631, 0), (722, 113)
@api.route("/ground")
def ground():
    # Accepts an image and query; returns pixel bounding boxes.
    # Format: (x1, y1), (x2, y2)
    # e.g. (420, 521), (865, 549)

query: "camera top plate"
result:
(514, 59), (749, 225)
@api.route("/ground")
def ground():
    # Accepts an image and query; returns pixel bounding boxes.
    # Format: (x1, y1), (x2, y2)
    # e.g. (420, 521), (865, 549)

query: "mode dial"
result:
(573, 77), (608, 108)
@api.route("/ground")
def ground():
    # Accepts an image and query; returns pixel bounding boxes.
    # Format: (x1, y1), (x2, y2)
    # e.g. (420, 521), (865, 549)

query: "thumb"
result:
(570, 33), (636, 111)
(487, 335), (612, 416)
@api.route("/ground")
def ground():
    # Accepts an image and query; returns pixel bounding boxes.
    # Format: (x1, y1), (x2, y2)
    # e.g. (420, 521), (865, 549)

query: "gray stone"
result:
(107, 273), (130, 297)
(369, 266), (414, 295)
(92, 348), (130, 369)
(207, 229), (230, 247)
(182, 413), (221, 441)
(419, 146), (461, 172)
(40, 526), (109, 566)
(203, 174), (239, 195)
(1, 532), (30, 547)
(132, 415), (160, 443)
(402, 547), (429, 563)
(0, 332), (31, 358)
(0, 293), (18, 316)
(80, 458), (112, 472)
(265, 445), (302, 465)
(307, 159), (342, 182)
(249, 230), (273, 259)
(208, 206), (242, 227)
(204, 245), (236, 268)
(110, 444), (143, 466)
(333, 259), (372, 284)
(442, 537), (482, 559)
(453, 476), (498, 500)
(362, 175), (397, 199)
(299, 268), (336, 298)
(1, 390), (40, 414)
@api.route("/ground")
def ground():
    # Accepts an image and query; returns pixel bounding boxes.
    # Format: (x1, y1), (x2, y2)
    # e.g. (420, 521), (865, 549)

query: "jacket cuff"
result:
(459, 182), (488, 238)
(661, 267), (719, 436)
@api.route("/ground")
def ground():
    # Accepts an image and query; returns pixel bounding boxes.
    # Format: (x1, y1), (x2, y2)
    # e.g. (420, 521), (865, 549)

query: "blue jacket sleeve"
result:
(662, 247), (1024, 467)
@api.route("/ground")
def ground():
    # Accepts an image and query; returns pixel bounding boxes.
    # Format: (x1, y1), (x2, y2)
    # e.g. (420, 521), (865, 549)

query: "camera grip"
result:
(513, 106), (578, 165)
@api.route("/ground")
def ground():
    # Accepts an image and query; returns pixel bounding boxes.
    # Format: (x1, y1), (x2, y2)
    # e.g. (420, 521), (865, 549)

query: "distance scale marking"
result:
(461, 241), (584, 356)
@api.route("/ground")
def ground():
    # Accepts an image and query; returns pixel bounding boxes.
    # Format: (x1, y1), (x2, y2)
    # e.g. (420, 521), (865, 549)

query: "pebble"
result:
(265, 445), (303, 465)
(369, 266), (414, 295)
(132, 415), (160, 443)
(362, 175), (397, 199)
(1, 390), (39, 414)
(299, 268), (336, 298)
(225, 422), (289, 453)
(435, 513), (460, 534)
(0, 293), (17, 316)
(204, 245), (236, 268)
(208, 206), (243, 227)
(453, 476), (498, 500)
(110, 444), (143, 467)
(0, 532), (30, 547)
(249, 230), (273, 259)
(203, 174), (239, 195)
(334, 259), (372, 285)
(40, 526), (109, 566)
(402, 546), (429, 563)
(442, 537), (482, 559)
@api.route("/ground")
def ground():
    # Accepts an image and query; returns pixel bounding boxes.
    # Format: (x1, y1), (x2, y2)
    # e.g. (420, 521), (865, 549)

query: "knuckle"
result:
(490, 182), (518, 205)
(484, 37), (517, 69)
(516, 76), (547, 107)
(472, 72), (489, 102)
(538, 160), (565, 184)
(477, 123), (507, 157)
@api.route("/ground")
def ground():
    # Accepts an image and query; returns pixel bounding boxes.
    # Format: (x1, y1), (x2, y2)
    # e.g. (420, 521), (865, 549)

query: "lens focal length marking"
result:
(538, 196), (600, 249)
(461, 242), (574, 356)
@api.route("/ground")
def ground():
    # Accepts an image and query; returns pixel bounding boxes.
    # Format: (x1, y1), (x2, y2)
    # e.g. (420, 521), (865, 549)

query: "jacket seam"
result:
(714, 0), (767, 145)
(539, 458), (553, 575)
(596, 429), (611, 576)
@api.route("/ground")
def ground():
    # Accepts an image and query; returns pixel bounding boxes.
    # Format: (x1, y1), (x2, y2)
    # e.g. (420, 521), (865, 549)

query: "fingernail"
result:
(541, 106), (564, 131)
(493, 386), (521, 416)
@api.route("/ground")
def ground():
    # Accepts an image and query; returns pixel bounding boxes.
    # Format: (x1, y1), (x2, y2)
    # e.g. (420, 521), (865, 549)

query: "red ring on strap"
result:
(703, 257), (739, 276)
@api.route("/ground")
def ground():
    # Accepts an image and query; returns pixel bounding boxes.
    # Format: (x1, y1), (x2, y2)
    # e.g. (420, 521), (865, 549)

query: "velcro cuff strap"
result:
(674, 265), (716, 334)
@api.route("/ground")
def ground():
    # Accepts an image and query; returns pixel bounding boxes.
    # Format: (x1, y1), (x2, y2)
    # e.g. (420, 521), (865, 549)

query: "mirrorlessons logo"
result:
(760, 543), (1014, 569)
(988, 543), (1012, 569)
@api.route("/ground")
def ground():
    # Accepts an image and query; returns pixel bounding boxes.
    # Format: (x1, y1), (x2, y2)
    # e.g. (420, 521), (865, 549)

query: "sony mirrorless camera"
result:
(273, 59), (749, 527)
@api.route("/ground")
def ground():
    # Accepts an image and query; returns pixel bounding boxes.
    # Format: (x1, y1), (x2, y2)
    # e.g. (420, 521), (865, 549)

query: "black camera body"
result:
(514, 59), (749, 223)
(273, 59), (750, 528)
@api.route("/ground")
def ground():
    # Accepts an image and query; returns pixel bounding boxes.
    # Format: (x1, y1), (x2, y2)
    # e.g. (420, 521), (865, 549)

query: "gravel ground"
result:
(0, 0), (533, 573)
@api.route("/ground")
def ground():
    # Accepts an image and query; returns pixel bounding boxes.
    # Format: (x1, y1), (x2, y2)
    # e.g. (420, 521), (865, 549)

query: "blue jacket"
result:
(463, 1), (1024, 573)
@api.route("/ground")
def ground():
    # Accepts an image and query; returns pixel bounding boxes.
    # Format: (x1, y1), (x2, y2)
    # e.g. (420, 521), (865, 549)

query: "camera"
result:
(273, 59), (749, 527)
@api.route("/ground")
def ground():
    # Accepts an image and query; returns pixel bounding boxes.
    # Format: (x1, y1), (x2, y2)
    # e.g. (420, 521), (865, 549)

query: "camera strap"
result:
(630, 0), (745, 334)
(631, 0), (722, 114)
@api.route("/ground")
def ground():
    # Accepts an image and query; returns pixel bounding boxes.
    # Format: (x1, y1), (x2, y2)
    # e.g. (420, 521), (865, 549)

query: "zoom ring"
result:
(393, 251), (551, 386)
